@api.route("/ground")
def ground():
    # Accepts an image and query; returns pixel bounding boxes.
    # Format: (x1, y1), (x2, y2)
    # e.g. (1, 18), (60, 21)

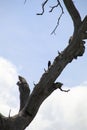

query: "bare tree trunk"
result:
(0, 0), (87, 130)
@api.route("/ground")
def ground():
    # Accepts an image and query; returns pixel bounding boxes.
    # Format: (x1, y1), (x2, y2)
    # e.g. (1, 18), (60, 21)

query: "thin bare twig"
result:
(51, 0), (64, 35)
(51, 13), (63, 35)
(49, 0), (60, 12)
(54, 82), (70, 92)
(37, 0), (49, 15)
(36, 0), (64, 34)
(59, 88), (70, 92)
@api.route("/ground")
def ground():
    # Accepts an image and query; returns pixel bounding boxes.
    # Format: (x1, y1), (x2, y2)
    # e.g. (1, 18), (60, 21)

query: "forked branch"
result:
(37, 0), (64, 34)
(0, 1), (87, 130)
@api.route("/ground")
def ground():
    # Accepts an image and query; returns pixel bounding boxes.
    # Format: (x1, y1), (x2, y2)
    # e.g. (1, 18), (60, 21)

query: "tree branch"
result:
(37, 0), (49, 15)
(17, 76), (30, 111)
(24, 15), (87, 120)
(82, 32), (87, 39)
(63, 0), (81, 33)
(0, 1), (87, 130)
(37, 0), (64, 34)
(50, 0), (64, 35)
(0, 17), (87, 127)
(53, 82), (70, 92)
(49, 0), (62, 13)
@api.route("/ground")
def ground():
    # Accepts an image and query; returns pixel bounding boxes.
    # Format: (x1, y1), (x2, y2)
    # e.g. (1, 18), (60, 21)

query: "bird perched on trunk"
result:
(48, 60), (51, 69)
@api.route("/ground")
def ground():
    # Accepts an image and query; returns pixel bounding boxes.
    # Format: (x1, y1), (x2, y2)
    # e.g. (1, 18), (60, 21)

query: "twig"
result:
(59, 88), (70, 92)
(54, 82), (70, 92)
(36, 0), (64, 34)
(37, 0), (48, 15)
(51, 0), (64, 35)
(49, 0), (60, 12)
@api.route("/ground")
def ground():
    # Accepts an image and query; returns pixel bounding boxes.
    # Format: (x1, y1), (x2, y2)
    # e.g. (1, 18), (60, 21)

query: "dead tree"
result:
(0, 0), (87, 130)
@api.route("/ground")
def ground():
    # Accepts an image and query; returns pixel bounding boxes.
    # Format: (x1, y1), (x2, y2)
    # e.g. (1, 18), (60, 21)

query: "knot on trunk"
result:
(74, 40), (85, 59)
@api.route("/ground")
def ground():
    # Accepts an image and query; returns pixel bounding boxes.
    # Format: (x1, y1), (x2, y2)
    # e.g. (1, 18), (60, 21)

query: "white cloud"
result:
(0, 57), (19, 116)
(0, 57), (87, 130)
(28, 85), (87, 130)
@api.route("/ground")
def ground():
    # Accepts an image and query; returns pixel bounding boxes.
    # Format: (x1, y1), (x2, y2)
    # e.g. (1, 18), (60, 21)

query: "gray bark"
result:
(0, 0), (87, 130)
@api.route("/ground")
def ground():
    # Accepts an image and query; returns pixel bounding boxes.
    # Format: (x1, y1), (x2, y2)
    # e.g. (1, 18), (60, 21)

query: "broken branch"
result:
(17, 76), (30, 111)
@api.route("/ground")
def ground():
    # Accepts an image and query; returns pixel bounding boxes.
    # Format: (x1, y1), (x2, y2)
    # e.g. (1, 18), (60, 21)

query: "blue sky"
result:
(0, 1), (87, 130)
(0, 0), (87, 87)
